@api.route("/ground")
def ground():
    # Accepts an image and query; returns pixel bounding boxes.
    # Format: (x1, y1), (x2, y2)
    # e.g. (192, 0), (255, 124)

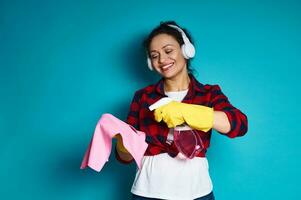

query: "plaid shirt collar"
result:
(154, 73), (205, 100)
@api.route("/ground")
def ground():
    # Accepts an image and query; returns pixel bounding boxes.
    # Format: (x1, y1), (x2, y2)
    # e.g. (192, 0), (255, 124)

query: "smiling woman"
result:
(115, 21), (248, 200)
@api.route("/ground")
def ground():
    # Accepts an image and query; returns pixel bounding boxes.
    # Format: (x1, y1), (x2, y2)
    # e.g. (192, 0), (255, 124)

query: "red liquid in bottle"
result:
(174, 128), (204, 159)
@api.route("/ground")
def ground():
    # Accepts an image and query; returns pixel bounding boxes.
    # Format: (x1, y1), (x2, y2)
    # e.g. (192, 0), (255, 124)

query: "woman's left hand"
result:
(154, 101), (185, 128)
(154, 101), (214, 132)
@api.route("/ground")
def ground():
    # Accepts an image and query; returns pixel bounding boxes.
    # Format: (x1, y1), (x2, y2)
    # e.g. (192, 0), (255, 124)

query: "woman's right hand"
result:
(114, 134), (134, 162)
(114, 134), (129, 153)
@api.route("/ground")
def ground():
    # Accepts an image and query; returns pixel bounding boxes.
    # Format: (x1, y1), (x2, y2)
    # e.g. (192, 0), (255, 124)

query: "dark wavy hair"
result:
(143, 21), (195, 74)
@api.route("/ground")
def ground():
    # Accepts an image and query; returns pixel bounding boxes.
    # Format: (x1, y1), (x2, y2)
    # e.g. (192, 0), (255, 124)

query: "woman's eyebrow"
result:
(150, 44), (174, 53)
(162, 44), (174, 49)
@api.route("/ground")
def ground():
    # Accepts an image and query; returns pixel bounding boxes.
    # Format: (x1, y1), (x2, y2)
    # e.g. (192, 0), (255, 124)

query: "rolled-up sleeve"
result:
(210, 85), (248, 138)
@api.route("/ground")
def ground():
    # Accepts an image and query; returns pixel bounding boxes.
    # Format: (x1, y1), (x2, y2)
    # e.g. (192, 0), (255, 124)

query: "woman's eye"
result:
(151, 55), (158, 59)
(165, 49), (173, 54)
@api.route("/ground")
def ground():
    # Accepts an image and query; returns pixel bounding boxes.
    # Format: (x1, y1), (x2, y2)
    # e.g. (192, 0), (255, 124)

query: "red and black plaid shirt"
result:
(117, 74), (248, 162)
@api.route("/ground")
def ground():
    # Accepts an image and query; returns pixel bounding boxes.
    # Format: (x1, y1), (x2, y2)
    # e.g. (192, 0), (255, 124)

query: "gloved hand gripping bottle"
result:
(149, 97), (204, 159)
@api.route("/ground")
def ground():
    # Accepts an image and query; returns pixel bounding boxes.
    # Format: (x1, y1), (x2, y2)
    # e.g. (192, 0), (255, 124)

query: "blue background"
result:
(1, 0), (300, 199)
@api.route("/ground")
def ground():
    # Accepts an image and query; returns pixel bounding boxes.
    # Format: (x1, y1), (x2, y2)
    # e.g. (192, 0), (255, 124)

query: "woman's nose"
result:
(158, 54), (168, 64)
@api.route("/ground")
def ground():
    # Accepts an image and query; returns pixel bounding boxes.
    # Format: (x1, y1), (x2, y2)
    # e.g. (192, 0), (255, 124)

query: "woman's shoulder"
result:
(200, 84), (228, 99)
(190, 74), (223, 93)
(135, 82), (158, 94)
(193, 79), (222, 94)
(131, 83), (157, 99)
(203, 84), (222, 91)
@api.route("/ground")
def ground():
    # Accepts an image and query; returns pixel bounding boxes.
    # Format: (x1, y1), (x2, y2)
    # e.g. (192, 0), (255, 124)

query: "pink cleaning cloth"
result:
(80, 113), (148, 172)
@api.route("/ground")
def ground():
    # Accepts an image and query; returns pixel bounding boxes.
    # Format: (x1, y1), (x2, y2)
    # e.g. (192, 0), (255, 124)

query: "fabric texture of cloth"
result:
(80, 113), (148, 172)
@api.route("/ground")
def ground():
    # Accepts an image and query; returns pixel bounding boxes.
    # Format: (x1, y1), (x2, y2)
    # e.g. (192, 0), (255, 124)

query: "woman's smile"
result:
(160, 62), (174, 72)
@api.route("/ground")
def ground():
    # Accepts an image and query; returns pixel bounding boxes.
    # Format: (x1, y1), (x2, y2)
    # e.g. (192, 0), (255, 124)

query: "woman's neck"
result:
(164, 73), (190, 92)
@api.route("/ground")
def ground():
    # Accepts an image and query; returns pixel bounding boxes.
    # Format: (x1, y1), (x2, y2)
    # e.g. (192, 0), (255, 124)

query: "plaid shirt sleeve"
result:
(126, 90), (143, 129)
(210, 85), (248, 138)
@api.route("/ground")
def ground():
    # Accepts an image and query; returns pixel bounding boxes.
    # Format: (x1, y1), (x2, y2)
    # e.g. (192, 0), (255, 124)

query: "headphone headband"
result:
(166, 24), (190, 43)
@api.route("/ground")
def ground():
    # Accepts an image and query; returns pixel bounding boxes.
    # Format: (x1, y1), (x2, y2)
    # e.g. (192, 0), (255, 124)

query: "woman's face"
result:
(149, 33), (187, 79)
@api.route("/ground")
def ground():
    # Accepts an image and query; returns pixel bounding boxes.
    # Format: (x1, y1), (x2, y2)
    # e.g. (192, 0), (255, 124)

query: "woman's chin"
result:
(160, 71), (175, 79)
(159, 68), (177, 78)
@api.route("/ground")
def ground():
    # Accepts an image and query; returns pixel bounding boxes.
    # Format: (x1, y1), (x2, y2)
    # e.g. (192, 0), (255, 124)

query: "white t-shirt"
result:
(131, 89), (213, 200)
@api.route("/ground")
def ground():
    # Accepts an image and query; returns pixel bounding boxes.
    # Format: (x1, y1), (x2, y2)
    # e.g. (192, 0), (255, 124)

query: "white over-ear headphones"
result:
(147, 24), (195, 71)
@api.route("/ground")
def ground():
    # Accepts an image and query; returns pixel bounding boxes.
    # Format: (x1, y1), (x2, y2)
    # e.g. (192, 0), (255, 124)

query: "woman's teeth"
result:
(162, 63), (173, 70)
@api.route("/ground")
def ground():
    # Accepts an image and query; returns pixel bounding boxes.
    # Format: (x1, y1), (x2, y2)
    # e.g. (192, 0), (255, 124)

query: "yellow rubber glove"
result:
(114, 134), (129, 153)
(154, 101), (214, 132)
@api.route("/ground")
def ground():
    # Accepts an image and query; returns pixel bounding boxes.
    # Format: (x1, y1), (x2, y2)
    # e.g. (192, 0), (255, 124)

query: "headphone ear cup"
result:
(181, 44), (189, 59)
(147, 57), (153, 70)
(182, 43), (195, 59)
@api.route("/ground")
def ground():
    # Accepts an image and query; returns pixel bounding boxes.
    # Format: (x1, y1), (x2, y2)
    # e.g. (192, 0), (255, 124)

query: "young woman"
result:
(115, 21), (248, 200)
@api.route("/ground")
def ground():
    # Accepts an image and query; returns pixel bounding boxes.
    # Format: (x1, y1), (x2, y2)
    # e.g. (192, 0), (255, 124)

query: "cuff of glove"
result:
(115, 146), (134, 164)
(114, 134), (129, 153)
(116, 141), (129, 153)
(183, 106), (214, 132)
